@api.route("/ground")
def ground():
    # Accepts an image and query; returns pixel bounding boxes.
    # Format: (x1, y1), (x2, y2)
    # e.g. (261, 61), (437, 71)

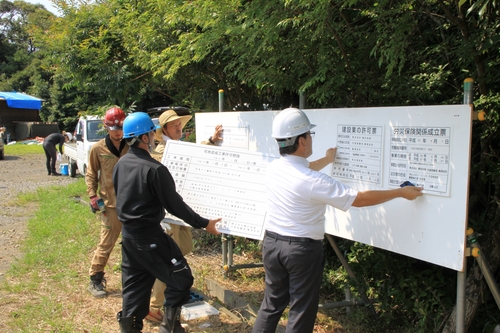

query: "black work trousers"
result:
(121, 229), (193, 321)
(252, 232), (325, 333)
(42, 143), (57, 173)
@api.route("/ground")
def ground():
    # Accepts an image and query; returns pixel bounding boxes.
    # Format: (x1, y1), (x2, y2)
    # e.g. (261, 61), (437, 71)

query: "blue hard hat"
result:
(122, 112), (160, 139)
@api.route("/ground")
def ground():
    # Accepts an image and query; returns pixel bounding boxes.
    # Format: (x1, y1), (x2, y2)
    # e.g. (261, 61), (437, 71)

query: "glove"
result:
(89, 195), (100, 213)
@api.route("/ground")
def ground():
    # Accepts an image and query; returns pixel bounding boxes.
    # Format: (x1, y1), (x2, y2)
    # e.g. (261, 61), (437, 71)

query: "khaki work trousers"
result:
(88, 208), (122, 276)
(150, 224), (193, 310)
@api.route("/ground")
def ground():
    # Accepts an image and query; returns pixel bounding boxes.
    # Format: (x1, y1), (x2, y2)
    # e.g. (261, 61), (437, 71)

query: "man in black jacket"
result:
(113, 112), (221, 333)
(43, 131), (70, 176)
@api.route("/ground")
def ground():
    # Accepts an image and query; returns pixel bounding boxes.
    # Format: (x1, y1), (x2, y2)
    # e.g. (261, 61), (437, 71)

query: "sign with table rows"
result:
(161, 141), (277, 240)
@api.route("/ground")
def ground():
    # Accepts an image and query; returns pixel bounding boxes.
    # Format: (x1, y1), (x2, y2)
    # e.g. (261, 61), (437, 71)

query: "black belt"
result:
(265, 230), (322, 244)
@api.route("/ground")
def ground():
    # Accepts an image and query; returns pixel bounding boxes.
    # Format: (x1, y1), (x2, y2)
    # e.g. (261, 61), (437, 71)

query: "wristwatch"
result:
(208, 136), (215, 144)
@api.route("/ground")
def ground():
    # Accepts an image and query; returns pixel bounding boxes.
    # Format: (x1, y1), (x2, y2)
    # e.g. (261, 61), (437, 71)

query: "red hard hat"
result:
(104, 107), (126, 130)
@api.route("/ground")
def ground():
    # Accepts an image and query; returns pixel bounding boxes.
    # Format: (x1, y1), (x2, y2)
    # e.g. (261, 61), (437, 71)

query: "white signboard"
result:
(161, 141), (277, 240)
(194, 105), (472, 271)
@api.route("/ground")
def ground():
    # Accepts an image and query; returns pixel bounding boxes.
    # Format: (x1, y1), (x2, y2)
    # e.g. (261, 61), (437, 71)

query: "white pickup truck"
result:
(63, 116), (106, 177)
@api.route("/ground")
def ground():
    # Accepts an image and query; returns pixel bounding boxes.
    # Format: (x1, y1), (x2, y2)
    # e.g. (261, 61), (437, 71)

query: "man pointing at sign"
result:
(252, 108), (422, 333)
(112, 112), (221, 333)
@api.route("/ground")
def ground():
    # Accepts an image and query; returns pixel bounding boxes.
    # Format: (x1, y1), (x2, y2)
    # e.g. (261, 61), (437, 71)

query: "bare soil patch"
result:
(0, 153), (77, 279)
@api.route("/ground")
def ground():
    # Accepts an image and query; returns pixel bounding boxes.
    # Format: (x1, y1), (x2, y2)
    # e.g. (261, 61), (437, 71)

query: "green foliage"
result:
(2, 0), (500, 330)
(51, 3), (144, 107)
(0, 0), (54, 89)
(7, 0), (500, 111)
(192, 229), (221, 252)
(231, 236), (261, 258)
(468, 92), (500, 234)
(324, 240), (457, 332)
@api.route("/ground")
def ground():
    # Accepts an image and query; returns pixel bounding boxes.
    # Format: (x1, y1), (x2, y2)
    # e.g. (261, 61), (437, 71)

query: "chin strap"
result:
(127, 133), (155, 152)
(277, 137), (296, 148)
(148, 142), (156, 153)
(127, 137), (138, 146)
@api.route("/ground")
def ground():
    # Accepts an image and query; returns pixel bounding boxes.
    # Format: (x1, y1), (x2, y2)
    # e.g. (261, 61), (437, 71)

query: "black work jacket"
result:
(113, 146), (208, 237)
(43, 133), (65, 153)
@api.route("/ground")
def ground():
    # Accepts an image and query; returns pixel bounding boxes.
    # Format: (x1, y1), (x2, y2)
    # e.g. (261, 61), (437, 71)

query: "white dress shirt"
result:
(265, 155), (358, 240)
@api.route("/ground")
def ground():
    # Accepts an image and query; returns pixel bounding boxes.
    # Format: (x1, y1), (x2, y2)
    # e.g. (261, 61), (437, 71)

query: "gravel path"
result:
(0, 153), (78, 279)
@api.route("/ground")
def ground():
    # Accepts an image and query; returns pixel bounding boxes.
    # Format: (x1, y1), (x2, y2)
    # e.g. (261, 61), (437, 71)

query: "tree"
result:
(48, 2), (500, 329)
(3, 0), (500, 330)
(0, 0), (54, 89)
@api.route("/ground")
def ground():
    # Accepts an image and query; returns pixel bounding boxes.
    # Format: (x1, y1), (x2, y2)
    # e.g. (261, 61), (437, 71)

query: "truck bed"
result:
(63, 142), (78, 160)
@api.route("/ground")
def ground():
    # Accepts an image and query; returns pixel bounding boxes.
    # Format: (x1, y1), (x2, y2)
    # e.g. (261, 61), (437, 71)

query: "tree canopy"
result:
(2, 0), (500, 331)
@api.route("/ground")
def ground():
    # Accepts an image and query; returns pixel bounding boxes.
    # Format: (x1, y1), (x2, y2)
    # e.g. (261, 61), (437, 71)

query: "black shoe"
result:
(88, 272), (107, 298)
(117, 311), (143, 333)
(160, 306), (185, 333)
(48, 171), (51, 175)
(51, 170), (61, 176)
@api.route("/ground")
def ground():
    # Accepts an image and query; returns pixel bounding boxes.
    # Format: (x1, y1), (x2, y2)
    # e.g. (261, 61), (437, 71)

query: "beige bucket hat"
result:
(155, 110), (192, 141)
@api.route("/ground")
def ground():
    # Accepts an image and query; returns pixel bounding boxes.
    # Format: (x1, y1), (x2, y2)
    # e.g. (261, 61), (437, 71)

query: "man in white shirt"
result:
(252, 108), (423, 333)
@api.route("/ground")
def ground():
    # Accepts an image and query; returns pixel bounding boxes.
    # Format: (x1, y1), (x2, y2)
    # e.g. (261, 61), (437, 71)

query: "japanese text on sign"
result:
(161, 141), (276, 240)
(332, 125), (384, 185)
(389, 126), (451, 195)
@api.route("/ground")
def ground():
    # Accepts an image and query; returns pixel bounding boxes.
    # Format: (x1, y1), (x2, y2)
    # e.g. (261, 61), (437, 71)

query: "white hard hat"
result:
(66, 132), (73, 141)
(272, 108), (315, 147)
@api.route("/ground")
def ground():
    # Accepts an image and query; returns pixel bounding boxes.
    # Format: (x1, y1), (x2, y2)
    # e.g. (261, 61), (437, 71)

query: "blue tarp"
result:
(0, 91), (43, 110)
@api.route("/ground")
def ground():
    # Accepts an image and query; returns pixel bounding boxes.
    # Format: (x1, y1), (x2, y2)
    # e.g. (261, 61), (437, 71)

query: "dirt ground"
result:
(0, 153), (343, 333)
(0, 153), (77, 279)
(0, 152), (261, 332)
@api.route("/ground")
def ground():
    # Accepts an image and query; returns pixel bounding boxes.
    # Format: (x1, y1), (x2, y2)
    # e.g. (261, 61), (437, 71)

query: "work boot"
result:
(51, 170), (61, 176)
(117, 311), (142, 333)
(88, 272), (106, 298)
(47, 169), (51, 175)
(159, 306), (185, 333)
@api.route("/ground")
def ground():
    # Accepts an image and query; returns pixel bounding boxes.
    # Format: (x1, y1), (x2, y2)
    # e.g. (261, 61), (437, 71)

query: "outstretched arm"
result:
(352, 186), (423, 207)
(309, 148), (336, 171)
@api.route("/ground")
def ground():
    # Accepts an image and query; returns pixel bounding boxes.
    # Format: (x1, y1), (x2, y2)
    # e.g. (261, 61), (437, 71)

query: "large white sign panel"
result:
(161, 141), (277, 240)
(194, 105), (472, 271)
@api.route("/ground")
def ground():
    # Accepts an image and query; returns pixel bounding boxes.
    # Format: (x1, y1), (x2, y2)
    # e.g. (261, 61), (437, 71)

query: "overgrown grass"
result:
(0, 179), (108, 332)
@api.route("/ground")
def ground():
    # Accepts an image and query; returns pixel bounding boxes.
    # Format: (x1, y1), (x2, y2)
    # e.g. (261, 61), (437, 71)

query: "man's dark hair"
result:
(277, 132), (308, 156)
(125, 133), (147, 147)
